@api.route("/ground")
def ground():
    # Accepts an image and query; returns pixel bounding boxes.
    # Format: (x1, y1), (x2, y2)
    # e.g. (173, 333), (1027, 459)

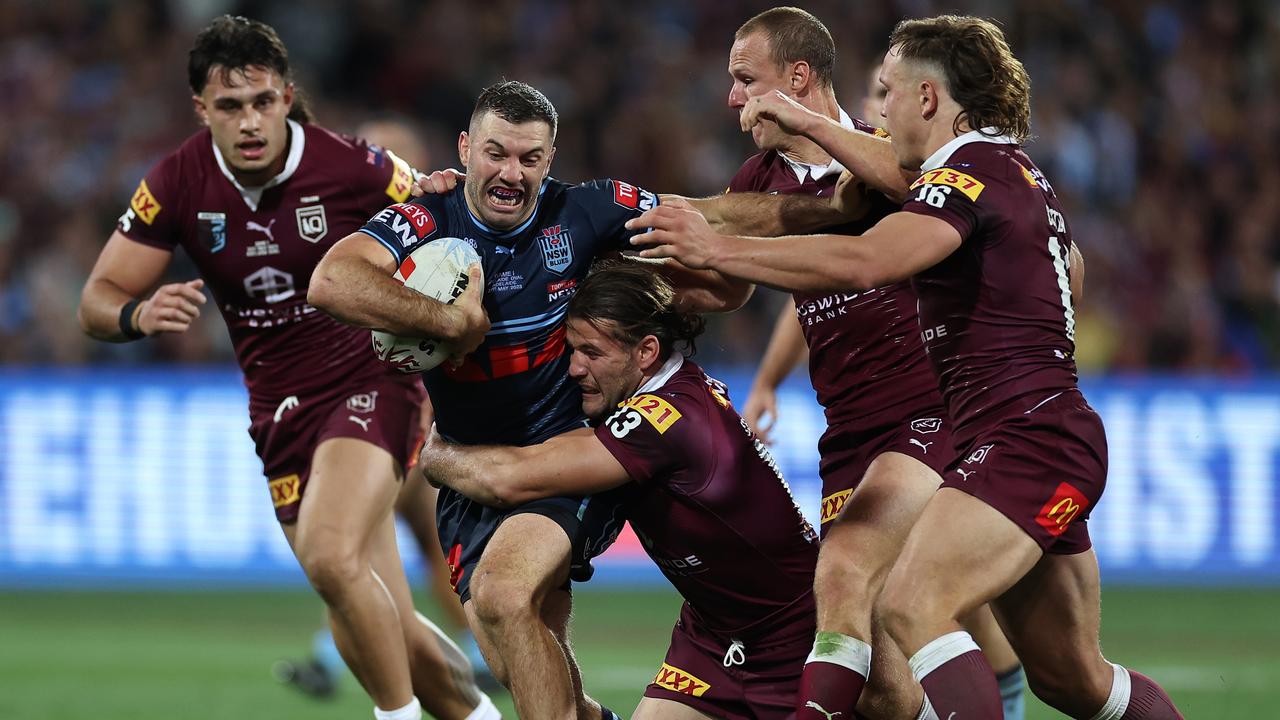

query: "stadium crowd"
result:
(3, 0), (1278, 371)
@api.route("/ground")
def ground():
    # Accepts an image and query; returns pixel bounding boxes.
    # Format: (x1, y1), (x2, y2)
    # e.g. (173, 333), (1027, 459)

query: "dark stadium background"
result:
(2, 1), (1278, 718)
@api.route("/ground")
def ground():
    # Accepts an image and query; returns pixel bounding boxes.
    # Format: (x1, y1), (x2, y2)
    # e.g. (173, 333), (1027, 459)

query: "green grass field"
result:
(0, 587), (1275, 719)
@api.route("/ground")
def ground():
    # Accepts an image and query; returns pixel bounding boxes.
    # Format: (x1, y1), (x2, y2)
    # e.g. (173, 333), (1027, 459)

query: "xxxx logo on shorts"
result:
(651, 662), (710, 697)
(268, 474), (301, 508)
(820, 489), (853, 524)
(1036, 482), (1090, 537)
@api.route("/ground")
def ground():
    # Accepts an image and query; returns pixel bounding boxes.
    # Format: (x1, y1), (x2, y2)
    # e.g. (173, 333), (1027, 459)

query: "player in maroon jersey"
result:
(631, 14), (1182, 720)
(723, 9), (1023, 720)
(76, 16), (494, 720)
(417, 263), (819, 720)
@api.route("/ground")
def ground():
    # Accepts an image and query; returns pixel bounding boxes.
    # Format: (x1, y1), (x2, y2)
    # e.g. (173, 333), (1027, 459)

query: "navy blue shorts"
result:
(437, 484), (632, 603)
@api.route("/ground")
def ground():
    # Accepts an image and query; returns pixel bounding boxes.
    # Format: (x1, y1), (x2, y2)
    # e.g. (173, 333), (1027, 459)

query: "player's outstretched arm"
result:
(740, 90), (913, 202)
(676, 189), (865, 238)
(742, 298), (808, 444)
(420, 427), (630, 508)
(628, 207), (961, 293)
(309, 232), (489, 352)
(78, 231), (206, 342)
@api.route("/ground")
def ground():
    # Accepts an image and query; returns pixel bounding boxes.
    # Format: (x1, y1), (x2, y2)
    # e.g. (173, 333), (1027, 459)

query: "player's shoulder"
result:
(147, 129), (215, 189)
(364, 189), (454, 243)
(909, 139), (1032, 206)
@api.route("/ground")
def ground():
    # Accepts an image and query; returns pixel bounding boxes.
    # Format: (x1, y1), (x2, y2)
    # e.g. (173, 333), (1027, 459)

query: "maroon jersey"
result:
(117, 120), (418, 401)
(595, 357), (818, 640)
(902, 132), (1079, 448)
(729, 114), (941, 431)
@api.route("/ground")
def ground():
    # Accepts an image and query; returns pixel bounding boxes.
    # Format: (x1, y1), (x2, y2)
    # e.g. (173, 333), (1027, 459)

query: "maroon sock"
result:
(1121, 670), (1184, 720)
(910, 632), (1002, 719)
(795, 659), (867, 719)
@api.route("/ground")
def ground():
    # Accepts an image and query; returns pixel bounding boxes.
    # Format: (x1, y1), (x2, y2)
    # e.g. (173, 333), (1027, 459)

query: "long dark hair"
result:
(187, 15), (313, 123)
(568, 262), (705, 359)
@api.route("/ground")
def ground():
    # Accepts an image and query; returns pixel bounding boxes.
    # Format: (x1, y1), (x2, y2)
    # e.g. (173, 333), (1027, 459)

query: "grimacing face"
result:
(458, 112), (555, 230)
(194, 65), (293, 186)
(727, 31), (795, 151)
(566, 317), (646, 423)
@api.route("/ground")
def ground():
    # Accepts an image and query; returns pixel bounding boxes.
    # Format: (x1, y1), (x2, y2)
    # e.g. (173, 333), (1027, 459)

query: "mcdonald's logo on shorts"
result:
(820, 489), (853, 524)
(268, 474), (301, 508)
(651, 662), (710, 697)
(1036, 482), (1089, 537)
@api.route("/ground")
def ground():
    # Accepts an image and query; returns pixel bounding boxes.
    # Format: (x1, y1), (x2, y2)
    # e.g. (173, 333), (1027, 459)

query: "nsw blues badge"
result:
(538, 225), (574, 274)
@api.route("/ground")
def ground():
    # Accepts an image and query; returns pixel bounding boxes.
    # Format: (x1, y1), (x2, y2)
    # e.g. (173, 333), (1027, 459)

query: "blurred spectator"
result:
(4, 0), (1278, 372)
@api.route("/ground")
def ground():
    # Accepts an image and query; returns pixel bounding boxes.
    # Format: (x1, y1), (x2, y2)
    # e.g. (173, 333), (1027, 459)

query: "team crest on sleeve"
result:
(538, 225), (574, 274)
(130, 179), (162, 225)
(197, 211), (227, 253)
(296, 204), (328, 243)
(612, 180), (658, 211)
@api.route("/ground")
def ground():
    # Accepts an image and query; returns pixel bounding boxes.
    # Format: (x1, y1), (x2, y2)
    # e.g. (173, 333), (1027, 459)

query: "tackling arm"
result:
(630, 207), (962, 293)
(420, 428), (632, 508)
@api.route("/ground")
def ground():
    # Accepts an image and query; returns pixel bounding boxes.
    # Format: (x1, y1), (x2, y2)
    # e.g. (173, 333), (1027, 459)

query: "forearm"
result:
(78, 277), (141, 342)
(309, 253), (462, 339)
(707, 233), (889, 293)
(682, 193), (844, 236)
(752, 298), (808, 389)
(423, 442), (532, 509)
(804, 117), (912, 203)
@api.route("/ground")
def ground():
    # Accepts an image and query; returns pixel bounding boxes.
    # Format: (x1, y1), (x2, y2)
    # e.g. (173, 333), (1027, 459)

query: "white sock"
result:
(374, 697), (422, 720)
(805, 630), (872, 677)
(1088, 663), (1132, 720)
(906, 630), (981, 682)
(464, 693), (501, 720)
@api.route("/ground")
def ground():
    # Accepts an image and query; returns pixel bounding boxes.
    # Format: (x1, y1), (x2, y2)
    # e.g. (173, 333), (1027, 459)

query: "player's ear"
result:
(636, 334), (662, 371)
(457, 131), (470, 169)
(920, 79), (939, 121)
(543, 146), (557, 177)
(790, 60), (810, 94)
(192, 95), (209, 127)
(282, 82), (295, 111)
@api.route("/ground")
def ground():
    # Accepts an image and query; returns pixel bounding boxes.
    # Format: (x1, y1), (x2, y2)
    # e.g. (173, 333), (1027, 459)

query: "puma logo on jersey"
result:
(246, 218), (277, 242)
(348, 415), (371, 431)
(805, 701), (842, 719)
(273, 395), (299, 422)
(955, 468), (975, 481)
(908, 438), (933, 453)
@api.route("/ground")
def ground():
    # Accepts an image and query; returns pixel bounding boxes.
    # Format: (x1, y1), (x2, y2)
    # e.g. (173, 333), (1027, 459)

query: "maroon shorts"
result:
(816, 413), (953, 534)
(643, 603), (812, 720)
(941, 390), (1107, 554)
(247, 373), (426, 523)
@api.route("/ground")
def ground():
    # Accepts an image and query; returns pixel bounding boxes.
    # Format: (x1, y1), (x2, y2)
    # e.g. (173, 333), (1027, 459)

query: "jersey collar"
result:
(919, 127), (1018, 172)
(211, 118), (306, 211)
(635, 353), (685, 395)
(780, 106), (857, 183)
(463, 178), (550, 242)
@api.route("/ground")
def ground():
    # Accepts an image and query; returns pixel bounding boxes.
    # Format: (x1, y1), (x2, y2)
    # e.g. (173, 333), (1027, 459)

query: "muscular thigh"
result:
(992, 548), (1105, 678)
(296, 437), (403, 551)
(473, 513), (573, 598)
(824, 451), (942, 570)
(633, 697), (718, 720)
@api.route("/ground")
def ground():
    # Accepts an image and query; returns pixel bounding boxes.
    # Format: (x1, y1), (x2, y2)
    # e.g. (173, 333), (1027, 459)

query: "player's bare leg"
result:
(367, 508), (494, 719)
(468, 513), (580, 720)
(542, 588), (617, 720)
(287, 437), (415, 715)
(397, 472), (470, 631)
(879, 488), (1181, 719)
(799, 452), (934, 720)
(632, 697), (716, 720)
(995, 549), (1180, 719)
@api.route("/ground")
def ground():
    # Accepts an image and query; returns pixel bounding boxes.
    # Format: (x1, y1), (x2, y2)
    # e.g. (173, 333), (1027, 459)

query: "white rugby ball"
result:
(372, 237), (482, 373)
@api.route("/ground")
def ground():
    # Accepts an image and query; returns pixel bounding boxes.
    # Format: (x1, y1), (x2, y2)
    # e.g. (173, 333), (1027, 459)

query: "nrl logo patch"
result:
(296, 204), (328, 243)
(538, 225), (573, 274)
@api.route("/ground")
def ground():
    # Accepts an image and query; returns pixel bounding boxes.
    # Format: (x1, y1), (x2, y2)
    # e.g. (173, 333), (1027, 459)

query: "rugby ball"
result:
(372, 237), (482, 373)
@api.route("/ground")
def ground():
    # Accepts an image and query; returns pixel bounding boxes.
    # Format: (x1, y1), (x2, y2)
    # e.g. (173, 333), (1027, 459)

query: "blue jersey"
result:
(358, 177), (659, 445)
